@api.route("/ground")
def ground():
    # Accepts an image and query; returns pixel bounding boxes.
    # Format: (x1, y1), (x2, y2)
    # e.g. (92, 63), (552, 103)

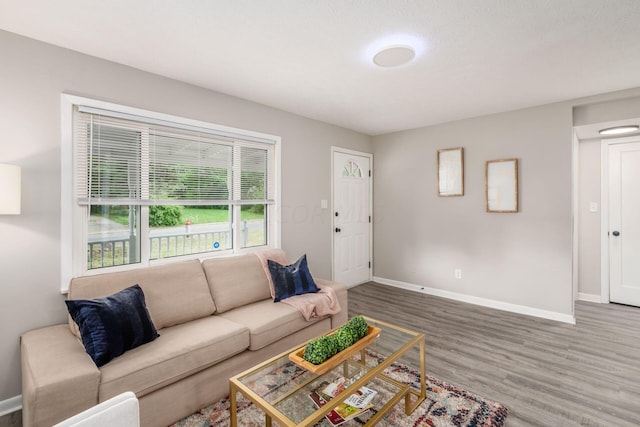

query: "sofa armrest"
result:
(22, 324), (101, 427)
(315, 279), (349, 327)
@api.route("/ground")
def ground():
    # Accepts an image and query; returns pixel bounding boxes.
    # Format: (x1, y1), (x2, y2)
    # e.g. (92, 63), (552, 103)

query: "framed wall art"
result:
(437, 147), (464, 196)
(486, 158), (518, 212)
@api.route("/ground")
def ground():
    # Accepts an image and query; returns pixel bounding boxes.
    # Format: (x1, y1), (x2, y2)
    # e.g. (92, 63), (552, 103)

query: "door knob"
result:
(612, 231), (620, 236)
(335, 227), (341, 233)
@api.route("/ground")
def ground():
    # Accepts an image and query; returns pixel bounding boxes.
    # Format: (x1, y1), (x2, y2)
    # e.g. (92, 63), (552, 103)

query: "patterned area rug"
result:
(171, 351), (508, 427)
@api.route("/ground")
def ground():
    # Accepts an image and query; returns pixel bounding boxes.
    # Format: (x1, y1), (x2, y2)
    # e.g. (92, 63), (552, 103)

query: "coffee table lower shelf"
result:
(229, 317), (425, 426)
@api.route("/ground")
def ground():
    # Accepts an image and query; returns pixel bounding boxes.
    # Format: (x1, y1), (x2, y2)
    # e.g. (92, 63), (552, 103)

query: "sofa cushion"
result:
(98, 316), (249, 400)
(217, 299), (325, 350)
(268, 254), (319, 302)
(65, 285), (159, 367)
(202, 254), (271, 313)
(68, 260), (216, 335)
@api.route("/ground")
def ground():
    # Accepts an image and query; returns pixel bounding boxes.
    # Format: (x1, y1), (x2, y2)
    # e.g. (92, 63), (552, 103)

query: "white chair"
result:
(53, 391), (139, 427)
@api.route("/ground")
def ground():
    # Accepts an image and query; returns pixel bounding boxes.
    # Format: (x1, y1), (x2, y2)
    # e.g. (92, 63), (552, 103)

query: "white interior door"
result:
(609, 140), (640, 306)
(333, 150), (371, 286)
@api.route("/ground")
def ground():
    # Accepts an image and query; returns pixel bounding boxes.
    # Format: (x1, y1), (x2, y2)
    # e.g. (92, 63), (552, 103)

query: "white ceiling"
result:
(1, 0), (640, 136)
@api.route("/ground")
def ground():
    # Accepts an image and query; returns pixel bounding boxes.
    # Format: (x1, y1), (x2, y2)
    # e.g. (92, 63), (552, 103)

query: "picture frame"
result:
(486, 158), (519, 212)
(437, 147), (464, 196)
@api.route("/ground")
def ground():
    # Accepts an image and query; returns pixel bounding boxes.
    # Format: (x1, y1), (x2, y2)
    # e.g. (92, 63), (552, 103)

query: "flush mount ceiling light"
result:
(599, 125), (639, 135)
(373, 45), (416, 67)
(363, 34), (426, 68)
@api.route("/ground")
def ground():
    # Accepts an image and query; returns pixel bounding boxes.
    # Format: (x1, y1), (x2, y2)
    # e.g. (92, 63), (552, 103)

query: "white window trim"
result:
(61, 94), (281, 293)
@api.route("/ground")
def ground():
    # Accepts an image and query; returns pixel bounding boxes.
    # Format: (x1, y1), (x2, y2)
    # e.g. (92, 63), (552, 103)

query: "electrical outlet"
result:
(454, 269), (462, 279)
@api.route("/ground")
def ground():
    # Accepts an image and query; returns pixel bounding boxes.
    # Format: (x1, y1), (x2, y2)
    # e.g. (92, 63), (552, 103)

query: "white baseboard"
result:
(0, 395), (21, 417)
(373, 276), (576, 325)
(577, 292), (602, 303)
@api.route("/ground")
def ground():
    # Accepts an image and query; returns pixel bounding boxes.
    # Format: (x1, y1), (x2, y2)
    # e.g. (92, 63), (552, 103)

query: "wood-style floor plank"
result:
(348, 282), (640, 427)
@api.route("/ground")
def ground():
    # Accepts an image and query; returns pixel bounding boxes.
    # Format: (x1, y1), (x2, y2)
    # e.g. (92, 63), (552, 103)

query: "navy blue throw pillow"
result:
(65, 285), (159, 367)
(269, 254), (319, 302)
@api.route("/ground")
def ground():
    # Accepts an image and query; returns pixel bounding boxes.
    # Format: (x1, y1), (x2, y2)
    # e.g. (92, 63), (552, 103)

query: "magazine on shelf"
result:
(343, 386), (377, 409)
(308, 378), (378, 426)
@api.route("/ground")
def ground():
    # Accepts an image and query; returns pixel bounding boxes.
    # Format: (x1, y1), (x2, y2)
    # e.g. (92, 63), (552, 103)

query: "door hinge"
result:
(368, 261), (371, 269)
(369, 170), (371, 177)
(369, 215), (371, 223)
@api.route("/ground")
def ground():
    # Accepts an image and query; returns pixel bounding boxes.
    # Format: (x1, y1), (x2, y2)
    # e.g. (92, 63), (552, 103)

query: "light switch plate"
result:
(321, 199), (328, 209)
(589, 202), (598, 213)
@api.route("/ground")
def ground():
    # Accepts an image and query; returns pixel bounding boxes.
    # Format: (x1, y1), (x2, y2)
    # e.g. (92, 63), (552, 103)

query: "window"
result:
(342, 160), (363, 178)
(61, 96), (280, 290)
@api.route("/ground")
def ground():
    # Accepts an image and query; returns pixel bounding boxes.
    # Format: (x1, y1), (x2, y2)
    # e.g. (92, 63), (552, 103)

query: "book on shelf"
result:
(308, 378), (378, 426)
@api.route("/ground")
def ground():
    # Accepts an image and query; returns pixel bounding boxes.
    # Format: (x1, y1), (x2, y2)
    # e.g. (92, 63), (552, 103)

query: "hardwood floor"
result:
(348, 282), (640, 427)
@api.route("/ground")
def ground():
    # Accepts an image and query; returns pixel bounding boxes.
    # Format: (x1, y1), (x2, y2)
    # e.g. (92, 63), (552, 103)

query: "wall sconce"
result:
(0, 163), (21, 215)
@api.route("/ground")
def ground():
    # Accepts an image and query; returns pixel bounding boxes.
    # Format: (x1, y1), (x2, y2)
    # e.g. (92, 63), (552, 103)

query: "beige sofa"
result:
(21, 253), (348, 427)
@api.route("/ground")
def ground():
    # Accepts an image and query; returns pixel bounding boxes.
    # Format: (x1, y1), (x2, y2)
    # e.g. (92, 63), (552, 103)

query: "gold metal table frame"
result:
(229, 316), (425, 426)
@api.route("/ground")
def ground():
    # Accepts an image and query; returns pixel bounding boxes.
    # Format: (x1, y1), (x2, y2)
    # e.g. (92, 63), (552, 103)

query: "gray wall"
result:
(0, 30), (371, 400)
(371, 103), (575, 316)
(574, 90), (640, 126)
(577, 139), (602, 297)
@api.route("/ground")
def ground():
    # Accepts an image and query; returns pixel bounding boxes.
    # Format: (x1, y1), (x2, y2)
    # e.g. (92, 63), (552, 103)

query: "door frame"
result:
(571, 131), (579, 310)
(600, 135), (640, 303)
(330, 146), (373, 285)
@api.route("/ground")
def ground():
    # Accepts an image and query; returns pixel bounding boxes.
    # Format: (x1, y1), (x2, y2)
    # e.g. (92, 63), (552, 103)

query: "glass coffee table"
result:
(229, 316), (425, 426)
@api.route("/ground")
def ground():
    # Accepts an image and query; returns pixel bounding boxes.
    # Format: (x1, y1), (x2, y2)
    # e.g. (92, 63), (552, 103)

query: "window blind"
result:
(74, 107), (275, 206)
(149, 131), (232, 205)
(74, 112), (143, 205)
(236, 143), (275, 205)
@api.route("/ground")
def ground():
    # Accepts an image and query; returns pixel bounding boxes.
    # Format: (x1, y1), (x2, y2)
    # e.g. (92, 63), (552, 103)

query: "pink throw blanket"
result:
(254, 248), (290, 298)
(281, 284), (341, 321)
